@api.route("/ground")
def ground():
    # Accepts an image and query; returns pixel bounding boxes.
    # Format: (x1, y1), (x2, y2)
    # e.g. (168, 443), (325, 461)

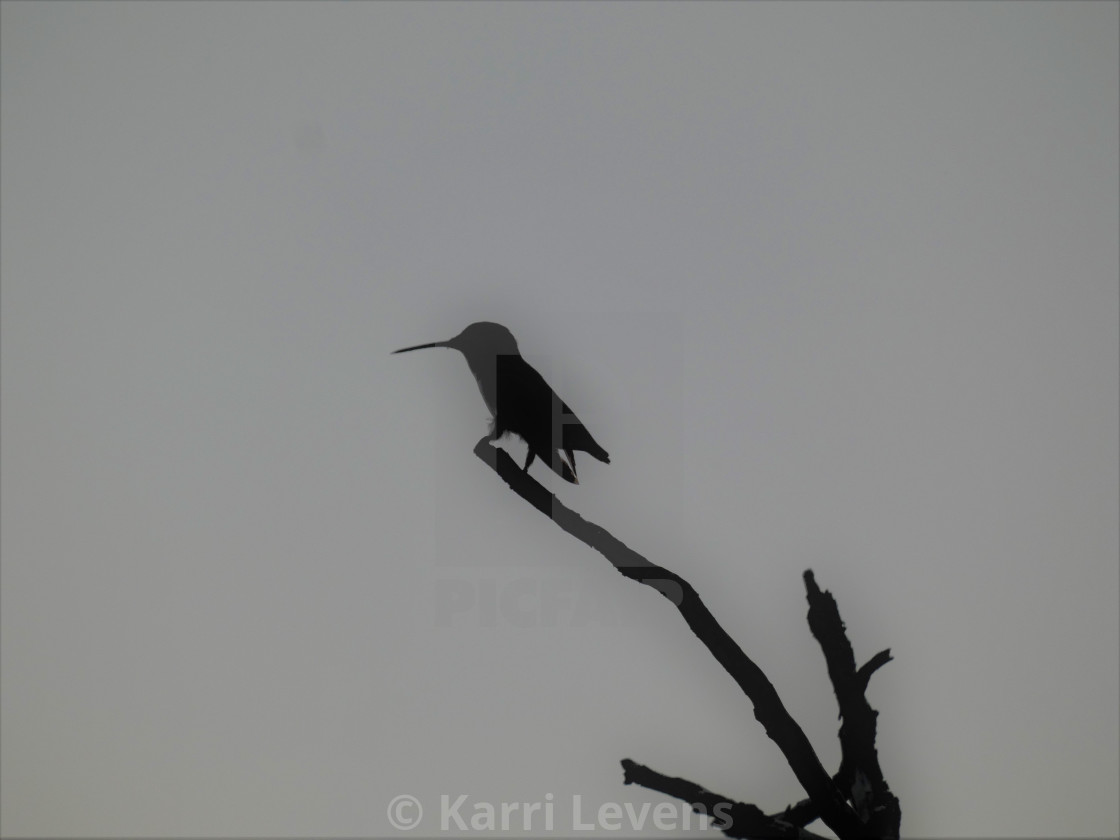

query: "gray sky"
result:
(2, 2), (1117, 837)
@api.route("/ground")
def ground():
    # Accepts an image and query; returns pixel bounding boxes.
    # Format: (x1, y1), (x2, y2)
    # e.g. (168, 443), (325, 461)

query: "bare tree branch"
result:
(473, 438), (867, 838)
(803, 571), (901, 836)
(857, 649), (893, 690)
(769, 791), (833, 830)
(621, 758), (828, 840)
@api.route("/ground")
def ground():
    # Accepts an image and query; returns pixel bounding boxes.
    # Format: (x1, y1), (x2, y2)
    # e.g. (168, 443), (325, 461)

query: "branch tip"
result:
(802, 568), (820, 595)
(857, 649), (893, 687)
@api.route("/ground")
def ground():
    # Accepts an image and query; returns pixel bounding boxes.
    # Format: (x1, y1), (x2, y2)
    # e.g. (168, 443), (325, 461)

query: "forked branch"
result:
(474, 438), (899, 839)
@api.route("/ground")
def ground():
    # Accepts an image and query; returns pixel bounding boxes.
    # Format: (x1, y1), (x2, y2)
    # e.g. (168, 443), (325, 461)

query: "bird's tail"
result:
(585, 440), (609, 464)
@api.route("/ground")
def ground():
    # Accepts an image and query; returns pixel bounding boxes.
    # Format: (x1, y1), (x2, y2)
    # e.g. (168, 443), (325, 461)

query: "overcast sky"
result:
(2, 2), (1117, 838)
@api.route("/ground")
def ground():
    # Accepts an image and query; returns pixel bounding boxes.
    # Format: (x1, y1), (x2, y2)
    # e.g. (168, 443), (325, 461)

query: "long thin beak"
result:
(392, 340), (450, 354)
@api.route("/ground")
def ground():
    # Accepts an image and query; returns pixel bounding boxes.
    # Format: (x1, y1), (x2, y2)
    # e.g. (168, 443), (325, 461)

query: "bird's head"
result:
(393, 321), (519, 359)
(448, 322), (519, 357)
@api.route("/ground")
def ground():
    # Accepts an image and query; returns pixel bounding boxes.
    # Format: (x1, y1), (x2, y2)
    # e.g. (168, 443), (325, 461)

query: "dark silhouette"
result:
(393, 322), (609, 483)
(472, 438), (901, 840)
(394, 322), (899, 837)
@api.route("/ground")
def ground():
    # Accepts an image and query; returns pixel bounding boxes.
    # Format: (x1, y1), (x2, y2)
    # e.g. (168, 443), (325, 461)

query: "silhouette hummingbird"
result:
(393, 322), (609, 483)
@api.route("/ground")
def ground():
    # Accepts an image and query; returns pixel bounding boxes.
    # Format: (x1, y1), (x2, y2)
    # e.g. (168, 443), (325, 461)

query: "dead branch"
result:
(473, 437), (898, 839)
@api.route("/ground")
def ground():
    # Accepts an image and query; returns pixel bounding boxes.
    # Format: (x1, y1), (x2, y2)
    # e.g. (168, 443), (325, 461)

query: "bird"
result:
(393, 322), (610, 483)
